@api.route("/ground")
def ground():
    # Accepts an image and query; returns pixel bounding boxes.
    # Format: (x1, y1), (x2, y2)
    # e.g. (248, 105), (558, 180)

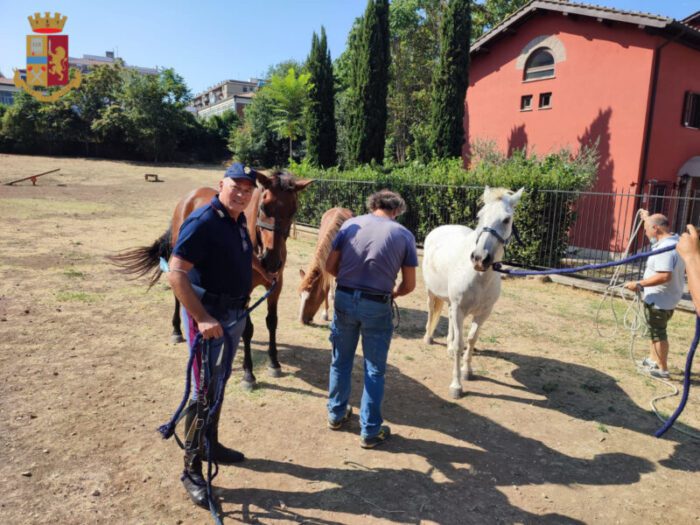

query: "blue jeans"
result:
(182, 306), (246, 401)
(327, 289), (393, 438)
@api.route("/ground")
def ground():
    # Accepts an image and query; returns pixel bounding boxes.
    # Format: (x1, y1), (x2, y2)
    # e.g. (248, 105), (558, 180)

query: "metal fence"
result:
(296, 179), (700, 284)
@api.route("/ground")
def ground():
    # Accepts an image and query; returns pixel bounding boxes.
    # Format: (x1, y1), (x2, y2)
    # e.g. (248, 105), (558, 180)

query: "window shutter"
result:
(682, 91), (692, 127)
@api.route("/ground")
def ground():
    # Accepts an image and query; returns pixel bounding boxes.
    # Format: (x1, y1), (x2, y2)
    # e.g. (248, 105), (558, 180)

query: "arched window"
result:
(524, 48), (555, 80)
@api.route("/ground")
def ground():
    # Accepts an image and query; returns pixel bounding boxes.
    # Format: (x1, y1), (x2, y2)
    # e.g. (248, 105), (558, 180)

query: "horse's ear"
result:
(294, 179), (314, 192)
(510, 187), (525, 206)
(255, 171), (274, 189)
(482, 185), (492, 202)
(299, 268), (305, 279)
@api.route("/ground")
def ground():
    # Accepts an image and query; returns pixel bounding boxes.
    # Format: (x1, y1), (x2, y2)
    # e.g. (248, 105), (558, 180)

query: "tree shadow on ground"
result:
(222, 453), (587, 524)
(229, 338), (661, 523)
(386, 304), (700, 464)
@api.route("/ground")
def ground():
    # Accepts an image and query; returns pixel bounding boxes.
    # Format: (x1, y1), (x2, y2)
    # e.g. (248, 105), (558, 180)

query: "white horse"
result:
(422, 186), (524, 399)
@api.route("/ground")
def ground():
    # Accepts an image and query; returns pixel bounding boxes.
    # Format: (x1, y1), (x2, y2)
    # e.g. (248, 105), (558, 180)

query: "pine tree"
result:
(306, 27), (337, 167)
(346, 0), (390, 166)
(430, 0), (471, 159)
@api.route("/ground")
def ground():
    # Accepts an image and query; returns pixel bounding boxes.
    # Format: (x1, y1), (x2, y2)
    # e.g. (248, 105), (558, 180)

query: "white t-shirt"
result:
(643, 234), (685, 310)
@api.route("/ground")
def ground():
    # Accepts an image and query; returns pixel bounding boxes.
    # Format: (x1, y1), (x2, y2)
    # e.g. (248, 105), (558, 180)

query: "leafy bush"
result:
(290, 142), (598, 267)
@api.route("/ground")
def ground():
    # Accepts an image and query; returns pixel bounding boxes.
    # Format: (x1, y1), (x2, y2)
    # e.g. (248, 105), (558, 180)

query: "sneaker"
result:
(640, 357), (658, 369)
(361, 425), (391, 449)
(650, 369), (670, 379)
(327, 406), (352, 431)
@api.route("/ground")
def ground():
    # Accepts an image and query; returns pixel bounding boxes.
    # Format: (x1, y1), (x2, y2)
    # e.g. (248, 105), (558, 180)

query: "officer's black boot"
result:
(181, 407), (209, 509)
(209, 407), (245, 464)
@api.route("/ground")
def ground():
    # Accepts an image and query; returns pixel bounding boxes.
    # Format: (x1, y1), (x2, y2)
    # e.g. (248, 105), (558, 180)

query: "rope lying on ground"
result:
(493, 236), (697, 439)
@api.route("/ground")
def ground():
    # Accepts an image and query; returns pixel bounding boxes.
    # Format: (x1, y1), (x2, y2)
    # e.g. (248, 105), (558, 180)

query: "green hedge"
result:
(290, 143), (599, 267)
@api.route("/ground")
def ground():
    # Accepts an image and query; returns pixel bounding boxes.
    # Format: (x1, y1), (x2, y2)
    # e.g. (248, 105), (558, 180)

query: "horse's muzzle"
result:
(260, 249), (282, 273)
(471, 252), (492, 272)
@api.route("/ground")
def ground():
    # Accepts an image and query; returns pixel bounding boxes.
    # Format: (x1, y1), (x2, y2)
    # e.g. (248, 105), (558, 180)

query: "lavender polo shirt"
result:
(331, 213), (418, 295)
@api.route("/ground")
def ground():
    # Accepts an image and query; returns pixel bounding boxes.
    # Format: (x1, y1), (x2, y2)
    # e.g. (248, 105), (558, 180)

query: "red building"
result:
(466, 0), (700, 251)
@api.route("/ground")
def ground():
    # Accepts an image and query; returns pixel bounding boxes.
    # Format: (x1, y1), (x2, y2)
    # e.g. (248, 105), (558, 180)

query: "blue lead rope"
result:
(156, 263), (277, 440)
(493, 243), (697, 438)
(655, 315), (700, 438)
(157, 269), (277, 523)
(492, 244), (676, 276)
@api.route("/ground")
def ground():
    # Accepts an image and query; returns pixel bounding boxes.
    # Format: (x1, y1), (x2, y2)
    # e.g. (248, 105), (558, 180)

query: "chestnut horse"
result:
(109, 170), (312, 389)
(298, 207), (353, 324)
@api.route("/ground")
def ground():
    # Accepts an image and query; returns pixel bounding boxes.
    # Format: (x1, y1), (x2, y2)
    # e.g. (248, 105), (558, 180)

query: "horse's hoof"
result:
(462, 370), (475, 381)
(240, 379), (256, 392)
(449, 386), (463, 399)
(267, 366), (282, 378)
(321, 312), (329, 321)
(171, 334), (185, 344)
(423, 335), (433, 345)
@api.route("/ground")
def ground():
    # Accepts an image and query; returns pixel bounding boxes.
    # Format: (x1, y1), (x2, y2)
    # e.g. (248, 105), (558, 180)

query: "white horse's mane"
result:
(481, 187), (514, 204)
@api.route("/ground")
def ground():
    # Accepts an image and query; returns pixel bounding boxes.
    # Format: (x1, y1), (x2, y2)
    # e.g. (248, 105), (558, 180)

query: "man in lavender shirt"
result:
(325, 190), (417, 448)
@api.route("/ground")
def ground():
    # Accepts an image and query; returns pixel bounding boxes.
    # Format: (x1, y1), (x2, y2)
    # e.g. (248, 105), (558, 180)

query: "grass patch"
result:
(597, 423), (609, 433)
(55, 290), (102, 303)
(0, 198), (110, 219)
(63, 268), (85, 278)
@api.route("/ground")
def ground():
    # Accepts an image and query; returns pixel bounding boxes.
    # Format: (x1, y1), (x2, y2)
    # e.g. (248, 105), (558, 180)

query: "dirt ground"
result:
(1, 154), (699, 525)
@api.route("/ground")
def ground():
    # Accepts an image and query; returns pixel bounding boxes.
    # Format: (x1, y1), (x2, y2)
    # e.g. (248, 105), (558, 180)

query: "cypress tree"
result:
(430, 0), (472, 158)
(306, 27), (337, 167)
(346, 0), (390, 166)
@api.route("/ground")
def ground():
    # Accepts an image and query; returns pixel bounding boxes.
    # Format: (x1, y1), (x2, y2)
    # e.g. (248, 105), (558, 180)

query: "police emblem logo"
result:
(13, 12), (82, 102)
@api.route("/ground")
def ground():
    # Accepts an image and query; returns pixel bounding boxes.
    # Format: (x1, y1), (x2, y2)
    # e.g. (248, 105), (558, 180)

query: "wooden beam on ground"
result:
(4, 168), (60, 186)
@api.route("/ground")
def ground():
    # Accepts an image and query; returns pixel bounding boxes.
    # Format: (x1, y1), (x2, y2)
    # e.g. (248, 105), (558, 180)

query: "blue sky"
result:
(0, 0), (697, 96)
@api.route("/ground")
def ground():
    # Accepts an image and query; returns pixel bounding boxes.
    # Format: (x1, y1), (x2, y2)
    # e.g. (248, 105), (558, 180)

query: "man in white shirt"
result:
(625, 213), (684, 379)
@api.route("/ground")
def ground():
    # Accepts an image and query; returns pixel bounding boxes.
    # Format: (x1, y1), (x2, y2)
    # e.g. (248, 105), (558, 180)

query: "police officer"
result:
(167, 163), (256, 507)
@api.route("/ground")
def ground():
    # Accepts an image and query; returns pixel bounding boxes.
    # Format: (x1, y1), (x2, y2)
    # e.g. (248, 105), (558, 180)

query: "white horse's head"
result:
(471, 186), (525, 271)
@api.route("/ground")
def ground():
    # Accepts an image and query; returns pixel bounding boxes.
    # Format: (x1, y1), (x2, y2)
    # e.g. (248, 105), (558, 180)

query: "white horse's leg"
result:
(448, 303), (465, 399)
(423, 292), (444, 344)
(447, 316), (454, 354)
(462, 310), (492, 380)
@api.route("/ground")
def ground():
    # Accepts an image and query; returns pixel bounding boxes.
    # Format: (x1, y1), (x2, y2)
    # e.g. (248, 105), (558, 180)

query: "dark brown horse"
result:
(109, 169), (312, 389)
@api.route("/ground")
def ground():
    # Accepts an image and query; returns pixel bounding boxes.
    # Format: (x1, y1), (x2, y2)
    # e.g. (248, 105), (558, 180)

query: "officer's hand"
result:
(198, 315), (223, 339)
(677, 224), (700, 262)
(639, 209), (650, 220)
(263, 271), (278, 285)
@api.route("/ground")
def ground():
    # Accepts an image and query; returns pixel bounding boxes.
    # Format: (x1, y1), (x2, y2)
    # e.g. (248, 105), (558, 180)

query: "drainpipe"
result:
(638, 26), (687, 204)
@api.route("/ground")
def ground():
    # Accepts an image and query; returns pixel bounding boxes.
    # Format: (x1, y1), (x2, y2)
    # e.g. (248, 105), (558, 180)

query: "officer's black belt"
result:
(202, 292), (249, 311)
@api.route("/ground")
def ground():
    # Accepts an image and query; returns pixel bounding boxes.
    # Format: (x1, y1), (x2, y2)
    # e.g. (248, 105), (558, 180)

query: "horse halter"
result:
(256, 201), (291, 238)
(475, 223), (523, 262)
(476, 226), (512, 247)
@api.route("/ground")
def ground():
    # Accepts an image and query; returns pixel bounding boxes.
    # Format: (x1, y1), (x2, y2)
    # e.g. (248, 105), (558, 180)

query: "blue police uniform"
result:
(172, 194), (253, 400)
(171, 164), (257, 508)
(174, 195), (252, 299)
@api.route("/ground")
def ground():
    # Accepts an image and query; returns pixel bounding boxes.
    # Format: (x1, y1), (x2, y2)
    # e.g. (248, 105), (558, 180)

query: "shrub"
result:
(290, 142), (598, 267)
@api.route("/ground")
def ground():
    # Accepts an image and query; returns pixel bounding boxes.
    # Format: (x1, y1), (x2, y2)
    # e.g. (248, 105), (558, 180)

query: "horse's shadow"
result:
(225, 338), (679, 523)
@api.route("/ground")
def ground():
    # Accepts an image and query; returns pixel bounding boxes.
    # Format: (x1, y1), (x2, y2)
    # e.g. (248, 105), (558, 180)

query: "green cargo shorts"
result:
(644, 302), (674, 342)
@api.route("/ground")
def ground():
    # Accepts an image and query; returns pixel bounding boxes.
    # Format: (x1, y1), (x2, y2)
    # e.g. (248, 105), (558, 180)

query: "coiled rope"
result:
(493, 217), (697, 439)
